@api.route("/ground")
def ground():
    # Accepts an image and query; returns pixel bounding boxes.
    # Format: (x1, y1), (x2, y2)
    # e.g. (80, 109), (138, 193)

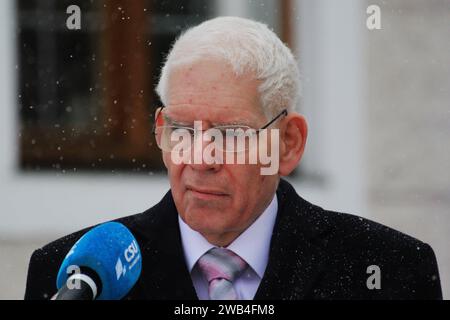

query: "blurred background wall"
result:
(0, 0), (448, 299)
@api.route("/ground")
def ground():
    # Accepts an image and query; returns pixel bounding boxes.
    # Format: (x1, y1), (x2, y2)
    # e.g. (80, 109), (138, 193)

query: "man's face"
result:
(161, 59), (279, 245)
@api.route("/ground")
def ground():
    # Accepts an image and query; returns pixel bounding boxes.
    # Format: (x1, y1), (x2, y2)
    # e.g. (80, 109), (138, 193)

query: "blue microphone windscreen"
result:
(56, 222), (142, 300)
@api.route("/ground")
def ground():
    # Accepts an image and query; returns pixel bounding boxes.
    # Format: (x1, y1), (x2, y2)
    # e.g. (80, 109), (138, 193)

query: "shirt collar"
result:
(178, 194), (278, 278)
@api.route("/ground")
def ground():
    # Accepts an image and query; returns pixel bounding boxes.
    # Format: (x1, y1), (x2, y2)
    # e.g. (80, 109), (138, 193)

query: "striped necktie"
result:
(197, 247), (248, 300)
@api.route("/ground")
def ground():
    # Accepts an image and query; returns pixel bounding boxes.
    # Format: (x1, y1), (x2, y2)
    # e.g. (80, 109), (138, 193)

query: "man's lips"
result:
(186, 185), (229, 198)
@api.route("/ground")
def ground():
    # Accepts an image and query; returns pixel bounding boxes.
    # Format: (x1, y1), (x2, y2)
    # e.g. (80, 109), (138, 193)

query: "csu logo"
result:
(115, 240), (140, 280)
(115, 258), (126, 280)
(124, 240), (139, 263)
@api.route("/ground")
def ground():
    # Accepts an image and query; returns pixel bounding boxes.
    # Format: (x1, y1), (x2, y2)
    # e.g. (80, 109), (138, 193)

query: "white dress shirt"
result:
(178, 194), (278, 300)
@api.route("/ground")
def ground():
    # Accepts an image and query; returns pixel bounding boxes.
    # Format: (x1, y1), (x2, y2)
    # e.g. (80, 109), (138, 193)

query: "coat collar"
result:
(254, 179), (331, 299)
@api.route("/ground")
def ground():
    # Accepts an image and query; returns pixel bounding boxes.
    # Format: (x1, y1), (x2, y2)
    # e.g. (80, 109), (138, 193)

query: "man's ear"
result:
(154, 107), (163, 126)
(278, 113), (308, 176)
(154, 106), (169, 169)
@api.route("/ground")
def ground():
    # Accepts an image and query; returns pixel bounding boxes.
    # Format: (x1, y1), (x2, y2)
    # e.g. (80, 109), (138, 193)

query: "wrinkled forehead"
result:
(164, 59), (266, 125)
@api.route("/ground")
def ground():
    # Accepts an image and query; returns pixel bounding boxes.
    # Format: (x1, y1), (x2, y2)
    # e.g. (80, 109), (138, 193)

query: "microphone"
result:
(53, 222), (142, 300)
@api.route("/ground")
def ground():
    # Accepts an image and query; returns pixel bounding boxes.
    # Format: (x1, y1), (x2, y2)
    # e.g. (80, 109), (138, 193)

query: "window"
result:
(17, 0), (213, 173)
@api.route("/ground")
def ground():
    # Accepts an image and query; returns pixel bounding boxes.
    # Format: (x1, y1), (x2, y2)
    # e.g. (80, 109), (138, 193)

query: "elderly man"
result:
(25, 17), (441, 300)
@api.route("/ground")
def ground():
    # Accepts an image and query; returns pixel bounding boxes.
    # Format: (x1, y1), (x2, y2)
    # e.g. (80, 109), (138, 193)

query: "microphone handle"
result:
(54, 267), (101, 300)
(54, 279), (95, 300)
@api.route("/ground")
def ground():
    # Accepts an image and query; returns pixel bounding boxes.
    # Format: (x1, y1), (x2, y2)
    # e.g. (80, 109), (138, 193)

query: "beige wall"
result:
(365, 0), (450, 298)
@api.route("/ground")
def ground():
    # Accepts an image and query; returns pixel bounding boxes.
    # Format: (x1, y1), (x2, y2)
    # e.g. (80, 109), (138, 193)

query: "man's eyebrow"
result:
(213, 116), (262, 127)
(163, 114), (193, 126)
(163, 113), (257, 127)
(211, 120), (253, 127)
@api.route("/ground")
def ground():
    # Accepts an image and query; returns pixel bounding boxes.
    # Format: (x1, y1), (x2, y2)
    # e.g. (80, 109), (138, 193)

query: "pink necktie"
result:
(197, 247), (248, 300)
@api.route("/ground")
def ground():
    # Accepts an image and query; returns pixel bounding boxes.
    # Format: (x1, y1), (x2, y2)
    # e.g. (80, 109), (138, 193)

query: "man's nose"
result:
(188, 132), (222, 172)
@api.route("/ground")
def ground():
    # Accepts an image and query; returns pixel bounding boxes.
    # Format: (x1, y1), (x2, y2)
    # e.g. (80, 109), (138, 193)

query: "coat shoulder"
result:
(279, 179), (432, 258)
(314, 209), (441, 299)
(321, 209), (427, 253)
(277, 179), (442, 299)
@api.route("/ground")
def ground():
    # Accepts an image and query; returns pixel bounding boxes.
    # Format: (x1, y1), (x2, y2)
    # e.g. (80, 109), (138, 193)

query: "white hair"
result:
(155, 16), (301, 118)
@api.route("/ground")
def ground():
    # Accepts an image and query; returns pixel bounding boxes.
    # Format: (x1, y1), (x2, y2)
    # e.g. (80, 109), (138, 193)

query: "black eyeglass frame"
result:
(152, 106), (288, 135)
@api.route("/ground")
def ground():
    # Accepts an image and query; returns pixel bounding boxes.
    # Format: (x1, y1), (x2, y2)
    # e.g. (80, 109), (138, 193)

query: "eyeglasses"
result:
(152, 106), (287, 153)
